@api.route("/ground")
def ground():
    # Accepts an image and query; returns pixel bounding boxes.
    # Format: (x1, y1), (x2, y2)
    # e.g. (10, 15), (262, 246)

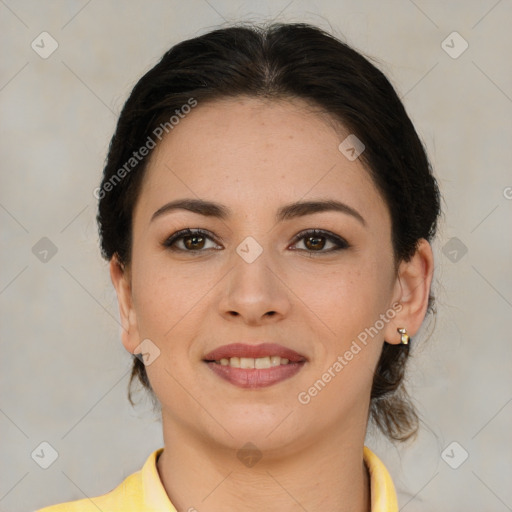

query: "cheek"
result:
(295, 262), (392, 415)
(129, 250), (221, 353)
(301, 259), (392, 344)
(130, 252), (188, 345)
(129, 257), (203, 402)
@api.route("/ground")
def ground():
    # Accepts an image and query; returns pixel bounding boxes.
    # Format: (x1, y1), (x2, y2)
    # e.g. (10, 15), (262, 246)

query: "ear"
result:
(383, 238), (435, 345)
(109, 255), (140, 354)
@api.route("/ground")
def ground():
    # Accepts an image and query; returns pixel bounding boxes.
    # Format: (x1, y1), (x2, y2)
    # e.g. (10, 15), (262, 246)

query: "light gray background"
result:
(1, 1), (511, 511)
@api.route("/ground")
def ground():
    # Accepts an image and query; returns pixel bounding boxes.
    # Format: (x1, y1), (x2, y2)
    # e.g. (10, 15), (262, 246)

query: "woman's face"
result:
(114, 96), (410, 452)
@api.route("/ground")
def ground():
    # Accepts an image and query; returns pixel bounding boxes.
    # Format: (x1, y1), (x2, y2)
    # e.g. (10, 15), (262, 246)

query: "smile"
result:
(203, 343), (306, 388)
(215, 356), (291, 368)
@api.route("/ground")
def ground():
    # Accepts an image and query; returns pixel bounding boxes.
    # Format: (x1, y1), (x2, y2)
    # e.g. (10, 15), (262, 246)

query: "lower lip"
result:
(205, 361), (304, 388)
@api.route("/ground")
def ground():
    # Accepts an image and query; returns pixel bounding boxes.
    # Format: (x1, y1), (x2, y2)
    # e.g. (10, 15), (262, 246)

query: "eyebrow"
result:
(151, 198), (366, 226)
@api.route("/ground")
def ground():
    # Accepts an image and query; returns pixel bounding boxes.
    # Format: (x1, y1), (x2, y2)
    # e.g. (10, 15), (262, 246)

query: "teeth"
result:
(270, 356), (281, 367)
(240, 357), (254, 369)
(215, 356), (291, 368)
(255, 357), (270, 369)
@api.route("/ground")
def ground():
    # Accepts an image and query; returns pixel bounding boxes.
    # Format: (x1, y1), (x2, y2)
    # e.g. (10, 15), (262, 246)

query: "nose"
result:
(219, 248), (291, 326)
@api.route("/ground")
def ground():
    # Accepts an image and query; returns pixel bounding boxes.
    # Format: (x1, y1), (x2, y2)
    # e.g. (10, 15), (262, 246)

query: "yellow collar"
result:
(142, 446), (398, 512)
(37, 446), (398, 511)
(363, 446), (399, 512)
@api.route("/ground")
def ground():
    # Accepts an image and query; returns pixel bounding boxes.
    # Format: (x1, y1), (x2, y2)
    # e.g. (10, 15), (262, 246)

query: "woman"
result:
(38, 21), (440, 512)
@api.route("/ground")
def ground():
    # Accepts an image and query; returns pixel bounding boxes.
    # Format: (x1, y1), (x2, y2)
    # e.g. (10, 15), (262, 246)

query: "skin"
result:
(110, 96), (434, 512)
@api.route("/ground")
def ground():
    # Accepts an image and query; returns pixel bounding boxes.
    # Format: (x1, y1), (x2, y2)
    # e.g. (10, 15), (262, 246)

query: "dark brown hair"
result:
(97, 22), (440, 442)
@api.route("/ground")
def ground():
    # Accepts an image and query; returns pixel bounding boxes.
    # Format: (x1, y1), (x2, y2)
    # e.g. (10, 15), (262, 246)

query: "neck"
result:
(156, 418), (371, 512)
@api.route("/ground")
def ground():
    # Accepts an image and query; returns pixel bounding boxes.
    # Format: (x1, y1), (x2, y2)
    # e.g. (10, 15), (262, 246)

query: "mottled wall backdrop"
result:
(1, 1), (511, 511)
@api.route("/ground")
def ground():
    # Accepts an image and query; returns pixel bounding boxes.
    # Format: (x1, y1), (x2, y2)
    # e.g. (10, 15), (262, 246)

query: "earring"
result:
(397, 327), (410, 345)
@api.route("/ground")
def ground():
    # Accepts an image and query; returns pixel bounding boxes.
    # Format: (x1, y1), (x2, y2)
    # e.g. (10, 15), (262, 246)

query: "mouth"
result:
(203, 343), (307, 389)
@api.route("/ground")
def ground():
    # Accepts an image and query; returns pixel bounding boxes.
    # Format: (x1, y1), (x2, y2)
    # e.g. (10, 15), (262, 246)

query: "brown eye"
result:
(304, 235), (326, 251)
(291, 229), (349, 254)
(163, 229), (221, 252)
(183, 234), (206, 250)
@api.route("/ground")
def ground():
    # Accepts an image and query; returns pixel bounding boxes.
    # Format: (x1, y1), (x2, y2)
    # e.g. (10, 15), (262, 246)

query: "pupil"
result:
(307, 236), (324, 250)
(186, 236), (204, 249)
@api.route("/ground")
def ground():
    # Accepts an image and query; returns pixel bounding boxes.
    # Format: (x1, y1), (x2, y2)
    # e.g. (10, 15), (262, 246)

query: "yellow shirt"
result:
(36, 446), (398, 511)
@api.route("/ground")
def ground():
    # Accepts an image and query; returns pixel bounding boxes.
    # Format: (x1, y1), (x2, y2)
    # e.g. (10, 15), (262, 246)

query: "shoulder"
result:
(35, 451), (158, 512)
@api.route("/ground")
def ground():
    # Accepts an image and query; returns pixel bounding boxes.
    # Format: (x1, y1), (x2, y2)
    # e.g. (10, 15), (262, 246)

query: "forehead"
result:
(135, 96), (390, 229)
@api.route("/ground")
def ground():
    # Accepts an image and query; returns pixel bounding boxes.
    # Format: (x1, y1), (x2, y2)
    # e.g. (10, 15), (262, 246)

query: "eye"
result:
(162, 228), (349, 255)
(289, 229), (349, 254)
(163, 228), (221, 252)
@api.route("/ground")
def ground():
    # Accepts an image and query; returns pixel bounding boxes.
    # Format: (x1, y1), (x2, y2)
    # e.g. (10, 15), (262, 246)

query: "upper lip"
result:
(203, 343), (307, 363)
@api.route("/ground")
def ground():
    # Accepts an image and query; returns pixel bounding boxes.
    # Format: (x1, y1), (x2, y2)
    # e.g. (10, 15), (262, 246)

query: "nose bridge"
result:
(221, 236), (290, 322)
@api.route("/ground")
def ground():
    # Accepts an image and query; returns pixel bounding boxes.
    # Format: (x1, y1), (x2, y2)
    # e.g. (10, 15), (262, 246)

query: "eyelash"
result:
(162, 228), (349, 255)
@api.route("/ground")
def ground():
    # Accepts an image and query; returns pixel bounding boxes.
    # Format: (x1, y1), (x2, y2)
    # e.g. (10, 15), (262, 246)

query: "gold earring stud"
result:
(397, 327), (409, 345)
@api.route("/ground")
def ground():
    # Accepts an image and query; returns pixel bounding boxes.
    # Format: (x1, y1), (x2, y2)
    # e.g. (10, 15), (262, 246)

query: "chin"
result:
(210, 404), (307, 448)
